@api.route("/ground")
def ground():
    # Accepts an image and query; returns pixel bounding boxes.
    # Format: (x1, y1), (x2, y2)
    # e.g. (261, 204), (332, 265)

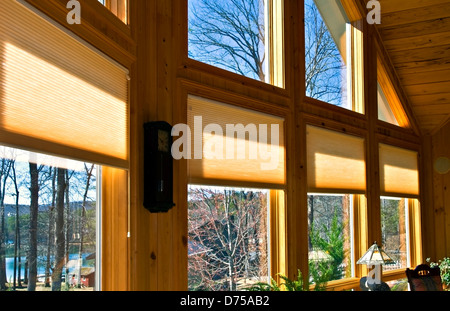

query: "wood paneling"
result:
(376, 0), (450, 135)
(422, 120), (450, 260)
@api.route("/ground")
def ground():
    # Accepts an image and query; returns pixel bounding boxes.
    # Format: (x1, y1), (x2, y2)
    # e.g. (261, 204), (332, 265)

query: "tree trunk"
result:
(12, 161), (20, 290)
(27, 162), (39, 291)
(45, 167), (56, 287)
(77, 164), (94, 287)
(64, 170), (70, 288)
(52, 168), (66, 291)
(0, 159), (12, 290)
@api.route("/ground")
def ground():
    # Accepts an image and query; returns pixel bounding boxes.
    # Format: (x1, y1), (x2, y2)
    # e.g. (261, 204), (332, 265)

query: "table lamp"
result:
(357, 242), (395, 291)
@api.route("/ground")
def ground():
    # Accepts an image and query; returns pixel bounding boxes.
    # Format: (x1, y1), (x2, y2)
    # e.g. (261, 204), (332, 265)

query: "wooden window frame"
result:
(185, 0), (286, 91)
(103, 0), (129, 24)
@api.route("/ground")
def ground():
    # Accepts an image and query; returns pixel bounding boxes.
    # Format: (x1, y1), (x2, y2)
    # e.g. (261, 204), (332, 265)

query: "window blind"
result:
(379, 143), (419, 198)
(187, 95), (285, 189)
(306, 125), (366, 194)
(0, 0), (129, 168)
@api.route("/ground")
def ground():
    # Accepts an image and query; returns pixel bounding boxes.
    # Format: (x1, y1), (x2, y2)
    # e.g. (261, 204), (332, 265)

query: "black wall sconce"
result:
(143, 121), (175, 213)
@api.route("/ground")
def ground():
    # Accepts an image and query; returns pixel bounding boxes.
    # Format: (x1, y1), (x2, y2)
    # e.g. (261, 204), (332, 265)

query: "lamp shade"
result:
(357, 242), (395, 265)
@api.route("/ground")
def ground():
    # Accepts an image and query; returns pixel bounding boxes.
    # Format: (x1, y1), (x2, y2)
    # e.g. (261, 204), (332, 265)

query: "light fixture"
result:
(357, 241), (396, 266)
(357, 242), (395, 291)
(434, 157), (450, 175)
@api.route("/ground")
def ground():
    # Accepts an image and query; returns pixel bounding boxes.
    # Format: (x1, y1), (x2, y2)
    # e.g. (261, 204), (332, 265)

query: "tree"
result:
(304, 0), (347, 106)
(188, 187), (268, 291)
(27, 162), (40, 291)
(189, 0), (266, 81)
(0, 158), (12, 290)
(44, 167), (56, 287)
(52, 168), (66, 291)
(76, 164), (95, 287)
(189, 0), (346, 106)
(11, 159), (22, 290)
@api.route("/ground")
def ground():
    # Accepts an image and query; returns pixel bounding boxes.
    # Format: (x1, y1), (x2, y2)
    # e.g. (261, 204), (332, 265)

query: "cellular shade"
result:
(306, 125), (366, 193)
(187, 95), (285, 189)
(0, 0), (129, 168)
(379, 143), (419, 198)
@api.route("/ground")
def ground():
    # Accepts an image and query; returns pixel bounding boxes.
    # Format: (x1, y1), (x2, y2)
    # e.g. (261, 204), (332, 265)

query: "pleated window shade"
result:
(306, 125), (366, 194)
(0, 0), (129, 169)
(379, 144), (419, 198)
(187, 95), (285, 189)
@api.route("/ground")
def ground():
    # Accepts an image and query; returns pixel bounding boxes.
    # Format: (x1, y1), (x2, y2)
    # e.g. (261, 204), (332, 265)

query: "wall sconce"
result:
(357, 242), (395, 291)
(434, 157), (450, 175)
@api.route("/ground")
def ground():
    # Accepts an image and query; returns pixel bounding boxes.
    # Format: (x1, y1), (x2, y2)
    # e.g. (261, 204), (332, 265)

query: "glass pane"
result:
(305, 0), (349, 109)
(0, 146), (98, 291)
(378, 83), (399, 125)
(308, 194), (354, 283)
(188, 0), (267, 82)
(188, 185), (270, 291)
(381, 197), (409, 271)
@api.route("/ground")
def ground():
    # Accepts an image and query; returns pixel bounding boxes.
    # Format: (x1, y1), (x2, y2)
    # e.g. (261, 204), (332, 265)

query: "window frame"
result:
(185, 0), (286, 91)
(304, 0), (364, 114)
(1, 0), (132, 291)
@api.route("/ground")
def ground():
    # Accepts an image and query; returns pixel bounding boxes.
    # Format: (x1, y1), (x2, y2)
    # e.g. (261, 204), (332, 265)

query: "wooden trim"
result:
(340, 0), (365, 22)
(374, 32), (421, 136)
(408, 199), (423, 267)
(105, 0), (128, 24)
(101, 167), (129, 291)
(267, 0), (285, 89)
(353, 195), (369, 279)
(24, 0), (136, 68)
(270, 190), (288, 282)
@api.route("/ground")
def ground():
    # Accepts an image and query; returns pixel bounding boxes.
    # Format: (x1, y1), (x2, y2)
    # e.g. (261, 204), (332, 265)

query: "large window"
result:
(0, 0), (130, 291)
(381, 197), (409, 271)
(188, 0), (284, 87)
(308, 194), (354, 283)
(188, 185), (270, 291)
(305, 0), (350, 109)
(0, 146), (99, 291)
(181, 95), (286, 291)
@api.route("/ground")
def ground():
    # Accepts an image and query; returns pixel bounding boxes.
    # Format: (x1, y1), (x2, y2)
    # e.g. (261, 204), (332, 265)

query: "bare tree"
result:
(188, 187), (268, 291)
(52, 168), (66, 291)
(10, 159), (22, 290)
(189, 0), (345, 105)
(0, 159), (12, 290)
(27, 162), (40, 291)
(76, 164), (95, 287)
(189, 0), (266, 81)
(44, 167), (56, 287)
(304, 0), (347, 106)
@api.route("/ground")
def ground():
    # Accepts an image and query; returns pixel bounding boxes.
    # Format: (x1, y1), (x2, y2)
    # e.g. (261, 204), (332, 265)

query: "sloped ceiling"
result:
(376, 0), (450, 135)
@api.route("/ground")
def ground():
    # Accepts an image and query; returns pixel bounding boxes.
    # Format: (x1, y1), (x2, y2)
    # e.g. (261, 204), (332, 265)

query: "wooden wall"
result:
(422, 120), (450, 261)
(21, 0), (448, 291)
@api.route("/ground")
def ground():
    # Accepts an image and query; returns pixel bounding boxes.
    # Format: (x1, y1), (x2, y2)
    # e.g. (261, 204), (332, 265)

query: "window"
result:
(308, 194), (354, 283)
(188, 0), (284, 87)
(305, 0), (350, 109)
(378, 144), (421, 275)
(306, 125), (367, 286)
(188, 185), (270, 291)
(181, 95), (286, 291)
(378, 83), (399, 126)
(97, 0), (128, 24)
(377, 55), (410, 128)
(0, 0), (130, 291)
(0, 146), (99, 291)
(381, 197), (409, 271)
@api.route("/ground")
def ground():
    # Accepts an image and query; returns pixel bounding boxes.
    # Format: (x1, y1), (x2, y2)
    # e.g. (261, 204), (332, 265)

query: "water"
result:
(5, 254), (92, 282)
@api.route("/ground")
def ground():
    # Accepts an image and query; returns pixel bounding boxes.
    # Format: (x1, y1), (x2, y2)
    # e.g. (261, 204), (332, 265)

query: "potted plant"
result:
(245, 269), (328, 291)
(427, 257), (450, 290)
